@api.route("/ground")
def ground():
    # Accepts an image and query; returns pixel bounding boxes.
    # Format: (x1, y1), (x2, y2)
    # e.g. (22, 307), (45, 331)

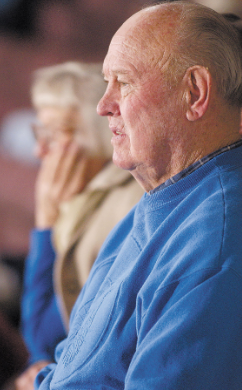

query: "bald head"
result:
(107, 4), (180, 76)
(109, 1), (242, 106)
(112, 5), (179, 49)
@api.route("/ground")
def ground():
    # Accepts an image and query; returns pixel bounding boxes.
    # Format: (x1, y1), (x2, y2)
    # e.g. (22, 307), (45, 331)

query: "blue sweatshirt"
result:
(36, 146), (242, 389)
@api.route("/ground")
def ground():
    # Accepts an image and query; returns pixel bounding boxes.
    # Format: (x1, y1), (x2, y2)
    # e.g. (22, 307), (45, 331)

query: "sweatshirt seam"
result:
(141, 265), (242, 321)
(154, 265), (242, 298)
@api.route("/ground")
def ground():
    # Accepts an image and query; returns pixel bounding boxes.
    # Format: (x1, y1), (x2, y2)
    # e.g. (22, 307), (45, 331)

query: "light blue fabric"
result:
(21, 229), (66, 364)
(36, 145), (242, 389)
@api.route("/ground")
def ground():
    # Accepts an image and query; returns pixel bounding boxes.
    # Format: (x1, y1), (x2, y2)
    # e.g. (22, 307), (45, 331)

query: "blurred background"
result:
(0, 0), (241, 328)
(0, 0), (158, 327)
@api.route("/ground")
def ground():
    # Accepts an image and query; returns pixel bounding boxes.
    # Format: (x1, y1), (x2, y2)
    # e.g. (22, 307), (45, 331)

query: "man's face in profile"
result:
(98, 9), (184, 188)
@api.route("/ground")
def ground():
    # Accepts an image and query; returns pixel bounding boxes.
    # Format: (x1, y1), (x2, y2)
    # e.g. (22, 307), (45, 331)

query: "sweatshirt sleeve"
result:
(21, 229), (66, 364)
(124, 267), (242, 390)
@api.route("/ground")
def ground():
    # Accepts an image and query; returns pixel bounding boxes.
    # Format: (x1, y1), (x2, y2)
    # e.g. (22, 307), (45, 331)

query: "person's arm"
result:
(124, 267), (242, 389)
(21, 229), (66, 364)
(21, 139), (106, 362)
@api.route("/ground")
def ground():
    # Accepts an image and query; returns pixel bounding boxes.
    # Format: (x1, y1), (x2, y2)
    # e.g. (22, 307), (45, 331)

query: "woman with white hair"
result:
(16, 62), (143, 389)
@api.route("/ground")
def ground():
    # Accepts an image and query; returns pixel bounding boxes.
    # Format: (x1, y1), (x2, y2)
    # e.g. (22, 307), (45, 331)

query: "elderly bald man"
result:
(35, 2), (242, 389)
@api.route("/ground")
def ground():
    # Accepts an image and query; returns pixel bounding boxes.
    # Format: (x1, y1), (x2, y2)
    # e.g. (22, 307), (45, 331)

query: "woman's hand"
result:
(15, 360), (51, 390)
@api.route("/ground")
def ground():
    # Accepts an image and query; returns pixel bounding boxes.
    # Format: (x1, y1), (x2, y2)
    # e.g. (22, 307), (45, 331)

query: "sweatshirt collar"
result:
(150, 139), (242, 195)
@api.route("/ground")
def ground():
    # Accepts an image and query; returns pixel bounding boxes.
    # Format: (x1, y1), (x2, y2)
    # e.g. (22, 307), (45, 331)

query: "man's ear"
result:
(184, 66), (211, 121)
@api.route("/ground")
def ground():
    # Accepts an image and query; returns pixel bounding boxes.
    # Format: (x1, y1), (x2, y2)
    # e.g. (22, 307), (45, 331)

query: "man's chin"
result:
(112, 154), (134, 172)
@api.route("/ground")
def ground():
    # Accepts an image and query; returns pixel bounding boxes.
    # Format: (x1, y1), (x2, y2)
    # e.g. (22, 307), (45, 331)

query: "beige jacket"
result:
(53, 162), (144, 329)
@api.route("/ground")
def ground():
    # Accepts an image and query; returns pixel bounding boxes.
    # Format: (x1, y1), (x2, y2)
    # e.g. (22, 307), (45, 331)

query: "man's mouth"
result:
(110, 126), (123, 136)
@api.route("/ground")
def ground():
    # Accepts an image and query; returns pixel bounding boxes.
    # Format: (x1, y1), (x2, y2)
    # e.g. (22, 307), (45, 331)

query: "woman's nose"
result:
(33, 139), (50, 159)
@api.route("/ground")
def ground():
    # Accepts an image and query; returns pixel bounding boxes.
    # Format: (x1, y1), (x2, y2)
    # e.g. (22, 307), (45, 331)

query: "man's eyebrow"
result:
(102, 69), (131, 78)
(114, 69), (130, 75)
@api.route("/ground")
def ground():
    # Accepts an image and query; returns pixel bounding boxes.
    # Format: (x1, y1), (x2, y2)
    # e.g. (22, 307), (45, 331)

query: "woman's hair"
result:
(31, 61), (112, 158)
(155, 1), (242, 107)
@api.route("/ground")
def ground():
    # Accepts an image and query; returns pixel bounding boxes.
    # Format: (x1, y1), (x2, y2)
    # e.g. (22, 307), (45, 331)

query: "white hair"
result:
(153, 1), (242, 107)
(31, 61), (112, 157)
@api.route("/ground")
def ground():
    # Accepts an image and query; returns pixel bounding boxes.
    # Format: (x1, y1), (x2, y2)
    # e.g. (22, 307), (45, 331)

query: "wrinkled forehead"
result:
(103, 6), (178, 75)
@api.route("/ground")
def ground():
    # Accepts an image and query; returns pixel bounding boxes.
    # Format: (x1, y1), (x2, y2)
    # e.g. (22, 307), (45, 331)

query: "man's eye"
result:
(118, 80), (128, 86)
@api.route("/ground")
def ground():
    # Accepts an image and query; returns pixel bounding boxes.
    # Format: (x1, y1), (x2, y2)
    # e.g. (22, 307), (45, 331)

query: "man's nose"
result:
(97, 88), (120, 117)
